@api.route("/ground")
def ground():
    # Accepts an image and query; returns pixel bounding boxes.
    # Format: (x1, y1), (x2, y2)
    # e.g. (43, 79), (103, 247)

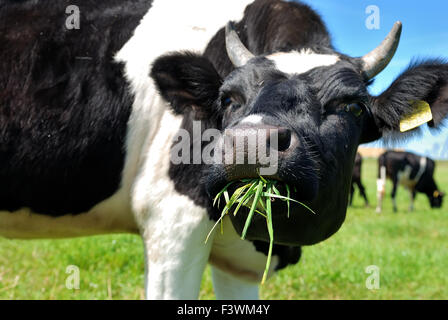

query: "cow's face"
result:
(430, 191), (444, 208)
(204, 57), (368, 245)
(151, 22), (448, 246)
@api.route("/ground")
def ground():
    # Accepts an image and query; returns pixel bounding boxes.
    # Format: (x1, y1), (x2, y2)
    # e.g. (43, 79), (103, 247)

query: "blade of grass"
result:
(261, 192), (316, 215)
(285, 184), (291, 218)
(257, 197), (266, 212)
(262, 184), (274, 285)
(232, 183), (258, 217)
(224, 183), (251, 214)
(258, 175), (268, 184)
(205, 211), (226, 244)
(206, 184), (251, 243)
(271, 183), (281, 197)
(223, 190), (230, 203)
(213, 182), (233, 207)
(220, 190), (232, 234)
(241, 180), (264, 240)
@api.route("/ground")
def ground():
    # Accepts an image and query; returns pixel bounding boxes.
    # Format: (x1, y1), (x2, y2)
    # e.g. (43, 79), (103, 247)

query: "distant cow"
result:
(349, 153), (369, 207)
(376, 151), (444, 213)
(1, 0), (448, 299)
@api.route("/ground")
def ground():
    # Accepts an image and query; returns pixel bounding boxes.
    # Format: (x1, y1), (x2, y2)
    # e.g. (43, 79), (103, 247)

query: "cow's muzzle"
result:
(217, 124), (298, 180)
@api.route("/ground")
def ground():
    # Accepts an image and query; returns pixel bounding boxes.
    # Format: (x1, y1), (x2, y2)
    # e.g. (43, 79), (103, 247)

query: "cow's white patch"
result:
(115, 0), (254, 192)
(115, 0), (258, 299)
(241, 114), (264, 125)
(209, 217), (279, 284)
(267, 49), (340, 75)
(211, 266), (259, 300)
(398, 165), (414, 189)
(415, 157), (427, 184)
(376, 166), (387, 213)
(398, 157), (427, 190)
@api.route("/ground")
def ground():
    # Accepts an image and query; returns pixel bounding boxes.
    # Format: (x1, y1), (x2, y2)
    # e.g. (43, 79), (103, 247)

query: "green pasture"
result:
(0, 158), (447, 299)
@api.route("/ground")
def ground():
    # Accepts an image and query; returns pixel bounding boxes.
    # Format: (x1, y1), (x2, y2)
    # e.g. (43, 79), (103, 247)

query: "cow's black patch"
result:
(252, 241), (302, 271)
(0, 0), (152, 215)
(204, 0), (334, 78)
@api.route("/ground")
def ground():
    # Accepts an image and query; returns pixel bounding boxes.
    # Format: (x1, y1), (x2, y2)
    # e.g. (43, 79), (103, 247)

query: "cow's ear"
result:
(151, 52), (222, 118)
(364, 60), (448, 142)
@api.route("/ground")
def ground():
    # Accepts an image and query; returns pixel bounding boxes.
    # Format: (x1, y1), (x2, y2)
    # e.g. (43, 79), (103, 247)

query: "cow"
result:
(376, 151), (444, 213)
(349, 153), (369, 207)
(1, 0), (448, 300)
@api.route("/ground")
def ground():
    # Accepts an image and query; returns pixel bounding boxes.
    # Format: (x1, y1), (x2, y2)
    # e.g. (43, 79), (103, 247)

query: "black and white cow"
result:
(349, 153), (369, 207)
(376, 150), (444, 213)
(1, 0), (448, 299)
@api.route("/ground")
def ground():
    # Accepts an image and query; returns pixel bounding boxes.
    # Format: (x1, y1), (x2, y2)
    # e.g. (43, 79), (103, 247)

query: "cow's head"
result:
(430, 190), (445, 208)
(151, 22), (448, 246)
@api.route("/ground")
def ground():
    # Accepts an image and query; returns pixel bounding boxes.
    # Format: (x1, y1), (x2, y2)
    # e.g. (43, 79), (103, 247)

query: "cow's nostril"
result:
(273, 128), (292, 152)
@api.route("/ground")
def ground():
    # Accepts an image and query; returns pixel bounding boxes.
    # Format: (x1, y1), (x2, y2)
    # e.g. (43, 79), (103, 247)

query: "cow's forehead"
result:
(304, 61), (368, 104)
(267, 49), (340, 75)
(222, 56), (366, 107)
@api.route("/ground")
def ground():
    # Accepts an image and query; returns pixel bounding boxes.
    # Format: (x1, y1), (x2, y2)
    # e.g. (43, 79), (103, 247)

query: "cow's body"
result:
(0, 0), (149, 237)
(1, 0), (448, 300)
(0, 0), (276, 299)
(376, 151), (444, 213)
(349, 153), (369, 207)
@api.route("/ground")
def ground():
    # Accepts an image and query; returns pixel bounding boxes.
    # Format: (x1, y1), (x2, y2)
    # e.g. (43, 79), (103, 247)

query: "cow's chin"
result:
(205, 167), (344, 246)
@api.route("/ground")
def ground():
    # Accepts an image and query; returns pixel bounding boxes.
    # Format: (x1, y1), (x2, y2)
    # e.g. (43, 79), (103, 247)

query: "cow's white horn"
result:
(361, 21), (402, 79)
(225, 22), (255, 67)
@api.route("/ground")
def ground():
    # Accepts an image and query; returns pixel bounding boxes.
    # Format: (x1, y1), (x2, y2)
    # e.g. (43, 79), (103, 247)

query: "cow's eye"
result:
(221, 95), (242, 111)
(222, 96), (233, 108)
(344, 103), (364, 117)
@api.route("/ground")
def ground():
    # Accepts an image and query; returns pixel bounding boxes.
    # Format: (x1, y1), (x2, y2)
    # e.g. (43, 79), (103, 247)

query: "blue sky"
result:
(292, 0), (448, 159)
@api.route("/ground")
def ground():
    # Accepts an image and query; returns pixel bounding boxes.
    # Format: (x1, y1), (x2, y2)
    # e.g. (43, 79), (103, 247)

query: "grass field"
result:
(0, 158), (447, 300)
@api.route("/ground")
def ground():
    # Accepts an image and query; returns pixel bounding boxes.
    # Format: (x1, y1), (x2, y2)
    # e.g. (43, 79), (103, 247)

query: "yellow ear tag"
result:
(399, 100), (433, 132)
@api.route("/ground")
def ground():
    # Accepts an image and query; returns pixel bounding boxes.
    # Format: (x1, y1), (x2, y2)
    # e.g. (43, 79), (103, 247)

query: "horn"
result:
(225, 22), (254, 67)
(360, 21), (402, 79)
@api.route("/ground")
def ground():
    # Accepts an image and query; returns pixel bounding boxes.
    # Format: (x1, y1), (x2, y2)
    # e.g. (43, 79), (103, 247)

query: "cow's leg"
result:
(208, 217), (280, 300)
(211, 266), (259, 300)
(138, 200), (214, 300)
(376, 166), (386, 213)
(357, 180), (369, 207)
(376, 184), (383, 213)
(409, 189), (416, 212)
(349, 182), (355, 206)
(391, 179), (398, 213)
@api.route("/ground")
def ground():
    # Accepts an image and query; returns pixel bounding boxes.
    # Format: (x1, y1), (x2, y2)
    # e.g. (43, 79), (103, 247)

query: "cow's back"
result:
(0, 0), (151, 216)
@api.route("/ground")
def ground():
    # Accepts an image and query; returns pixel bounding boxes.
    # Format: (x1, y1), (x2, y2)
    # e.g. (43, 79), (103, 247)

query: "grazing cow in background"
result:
(349, 153), (369, 207)
(1, 0), (448, 299)
(376, 151), (445, 213)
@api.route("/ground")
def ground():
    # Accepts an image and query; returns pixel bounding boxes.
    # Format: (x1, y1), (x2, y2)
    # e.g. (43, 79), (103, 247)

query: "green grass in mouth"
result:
(206, 176), (316, 284)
